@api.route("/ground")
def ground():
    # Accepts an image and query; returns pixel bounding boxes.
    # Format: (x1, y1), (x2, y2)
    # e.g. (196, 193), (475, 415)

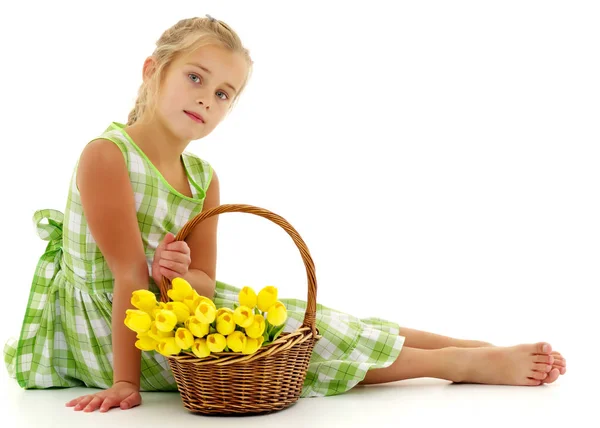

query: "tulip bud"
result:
(155, 309), (178, 332)
(131, 290), (158, 314)
(191, 338), (211, 358)
(238, 286), (258, 309)
(186, 316), (210, 338)
(195, 301), (216, 324)
(266, 302), (288, 326)
(233, 305), (254, 328)
(175, 328), (195, 350)
(152, 302), (166, 319)
(226, 331), (247, 353)
(245, 314), (266, 339)
(198, 296), (217, 310)
(135, 332), (158, 351)
(183, 291), (201, 313)
(167, 277), (195, 302)
(147, 322), (175, 342)
(257, 286), (278, 312)
(124, 309), (152, 334)
(242, 337), (261, 355)
(156, 337), (181, 356)
(164, 301), (191, 324)
(206, 333), (227, 353)
(216, 313), (236, 336)
(216, 307), (234, 318)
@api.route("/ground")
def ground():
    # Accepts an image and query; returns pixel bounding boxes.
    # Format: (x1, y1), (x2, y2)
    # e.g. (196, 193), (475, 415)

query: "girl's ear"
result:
(142, 56), (157, 83)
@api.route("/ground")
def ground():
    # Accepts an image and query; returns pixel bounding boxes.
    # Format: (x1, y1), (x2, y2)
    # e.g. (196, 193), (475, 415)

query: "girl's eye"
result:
(216, 91), (229, 101)
(189, 73), (201, 83)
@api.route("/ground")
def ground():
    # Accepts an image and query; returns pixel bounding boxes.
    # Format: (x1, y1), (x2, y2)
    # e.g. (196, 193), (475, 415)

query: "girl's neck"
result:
(125, 120), (188, 170)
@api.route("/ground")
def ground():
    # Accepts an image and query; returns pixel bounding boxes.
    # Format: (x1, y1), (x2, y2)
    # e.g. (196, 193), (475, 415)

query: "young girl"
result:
(3, 15), (566, 413)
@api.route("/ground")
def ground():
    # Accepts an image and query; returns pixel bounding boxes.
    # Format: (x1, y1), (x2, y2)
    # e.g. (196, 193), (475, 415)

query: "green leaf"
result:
(233, 303), (239, 310)
(271, 324), (286, 342)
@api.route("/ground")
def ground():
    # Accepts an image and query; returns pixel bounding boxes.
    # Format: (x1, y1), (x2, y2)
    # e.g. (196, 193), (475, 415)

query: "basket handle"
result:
(159, 204), (318, 337)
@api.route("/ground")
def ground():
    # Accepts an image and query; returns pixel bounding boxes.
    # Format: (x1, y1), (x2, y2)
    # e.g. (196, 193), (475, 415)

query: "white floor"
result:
(1, 368), (588, 428)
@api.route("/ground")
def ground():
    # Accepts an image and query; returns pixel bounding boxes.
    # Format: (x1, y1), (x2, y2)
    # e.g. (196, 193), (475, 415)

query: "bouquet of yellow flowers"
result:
(124, 278), (288, 358)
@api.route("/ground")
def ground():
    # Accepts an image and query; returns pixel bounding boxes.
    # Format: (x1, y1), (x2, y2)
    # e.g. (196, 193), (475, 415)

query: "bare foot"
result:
(455, 342), (556, 386)
(475, 342), (566, 381)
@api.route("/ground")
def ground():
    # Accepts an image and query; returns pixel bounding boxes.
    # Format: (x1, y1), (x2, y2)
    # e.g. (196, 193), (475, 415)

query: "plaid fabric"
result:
(4, 122), (405, 398)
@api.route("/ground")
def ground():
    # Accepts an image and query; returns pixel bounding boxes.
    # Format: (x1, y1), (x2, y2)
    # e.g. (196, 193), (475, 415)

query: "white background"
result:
(0, 1), (597, 426)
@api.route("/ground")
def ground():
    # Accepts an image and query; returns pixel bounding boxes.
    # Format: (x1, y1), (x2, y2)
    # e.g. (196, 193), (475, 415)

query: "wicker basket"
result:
(158, 203), (321, 415)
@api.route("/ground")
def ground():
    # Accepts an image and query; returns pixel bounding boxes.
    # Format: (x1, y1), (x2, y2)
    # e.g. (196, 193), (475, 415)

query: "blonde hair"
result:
(127, 16), (253, 126)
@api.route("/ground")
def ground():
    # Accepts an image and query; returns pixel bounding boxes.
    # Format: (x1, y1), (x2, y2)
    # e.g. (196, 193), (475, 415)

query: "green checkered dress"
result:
(4, 122), (404, 397)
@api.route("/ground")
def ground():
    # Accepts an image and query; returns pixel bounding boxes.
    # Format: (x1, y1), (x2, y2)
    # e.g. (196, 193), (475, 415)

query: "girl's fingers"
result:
(166, 241), (189, 253)
(73, 395), (95, 411)
(160, 249), (190, 264)
(120, 391), (142, 410)
(83, 396), (104, 412)
(99, 397), (120, 413)
(158, 259), (187, 274)
(160, 267), (181, 281)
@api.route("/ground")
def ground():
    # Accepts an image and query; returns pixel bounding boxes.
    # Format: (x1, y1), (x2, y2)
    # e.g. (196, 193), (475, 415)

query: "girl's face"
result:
(149, 44), (248, 142)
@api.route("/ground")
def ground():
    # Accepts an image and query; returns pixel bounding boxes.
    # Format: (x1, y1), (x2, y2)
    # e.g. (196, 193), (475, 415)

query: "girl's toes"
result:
(533, 342), (552, 355)
(530, 371), (548, 381)
(525, 378), (542, 386)
(533, 363), (552, 373)
(542, 368), (560, 384)
(534, 354), (554, 365)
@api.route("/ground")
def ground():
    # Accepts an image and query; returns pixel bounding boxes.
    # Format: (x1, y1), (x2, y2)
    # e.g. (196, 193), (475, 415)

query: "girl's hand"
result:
(66, 381), (141, 412)
(151, 232), (192, 285)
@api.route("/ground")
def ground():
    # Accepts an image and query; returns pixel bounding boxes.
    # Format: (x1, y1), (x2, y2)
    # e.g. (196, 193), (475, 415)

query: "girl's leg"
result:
(399, 326), (492, 349)
(398, 326), (567, 376)
(359, 342), (561, 386)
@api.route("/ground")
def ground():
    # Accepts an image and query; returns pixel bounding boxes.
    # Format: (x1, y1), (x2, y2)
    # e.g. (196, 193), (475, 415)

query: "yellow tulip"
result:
(233, 305), (254, 328)
(131, 290), (158, 314)
(198, 295), (217, 310)
(147, 322), (174, 342)
(195, 301), (216, 324)
(243, 337), (262, 355)
(267, 302), (288, 326)
(245, 314), (266, 339)
(191, 338), (211, 359)
(164, 302), (191, 324)
(185, 316), (210, 338)
(216, 307), (234, 318)
(257, 286), (278, 312)
(155, 309), (178, 332)
(216, 313), (236, 336)
(238, 286), (257, 309)
(152, 302), (166, 319)
(124, 309), (152, 334)
(167, 277), (195, 302)
(175, 328), (195, 350)
(156, 337), (181, 356)
(227, 331), (247, 353)
(206, 333), (227, 353)
(183, 291), (201, 313)
(135, 333), (158, 351)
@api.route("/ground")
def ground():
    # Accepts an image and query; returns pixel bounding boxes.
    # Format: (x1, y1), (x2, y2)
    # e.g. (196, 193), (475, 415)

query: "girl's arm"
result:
(77, 139), (149, 389)
(182, 170), (220, 298)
